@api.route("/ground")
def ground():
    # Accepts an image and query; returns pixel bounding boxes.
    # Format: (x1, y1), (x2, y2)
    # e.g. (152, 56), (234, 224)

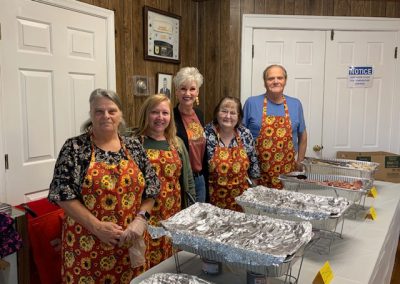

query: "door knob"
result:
(313, 145), (323, 152)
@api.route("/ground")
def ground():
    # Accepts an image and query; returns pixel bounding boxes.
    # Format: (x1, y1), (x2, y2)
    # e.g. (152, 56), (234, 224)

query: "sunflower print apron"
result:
(208, 130), (250, 211)
(61, 139), (146, 284)
(145, 145), (182, 268)
(256, 96), (296, 189)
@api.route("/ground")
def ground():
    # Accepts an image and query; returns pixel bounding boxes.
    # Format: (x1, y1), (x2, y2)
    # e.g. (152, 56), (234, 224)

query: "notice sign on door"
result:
(348, 66), (374, 88)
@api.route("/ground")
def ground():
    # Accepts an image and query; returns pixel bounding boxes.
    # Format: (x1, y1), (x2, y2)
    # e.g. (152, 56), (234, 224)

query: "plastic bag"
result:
(129, 237), (146, 268)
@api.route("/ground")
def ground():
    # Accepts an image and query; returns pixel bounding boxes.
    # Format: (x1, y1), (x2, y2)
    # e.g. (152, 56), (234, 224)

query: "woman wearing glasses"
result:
(205, 97), (260, 211)
(173, 67), (207, 202)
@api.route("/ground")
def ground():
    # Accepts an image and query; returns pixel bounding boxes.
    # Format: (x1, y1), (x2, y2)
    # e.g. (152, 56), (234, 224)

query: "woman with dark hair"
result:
(205, 97), (260, 211)
(48, 88), (160, 283)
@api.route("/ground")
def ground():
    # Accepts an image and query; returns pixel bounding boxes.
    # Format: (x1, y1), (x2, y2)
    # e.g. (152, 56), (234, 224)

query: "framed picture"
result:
(157, 73), (173, 99)
(144, 6), (181, 64)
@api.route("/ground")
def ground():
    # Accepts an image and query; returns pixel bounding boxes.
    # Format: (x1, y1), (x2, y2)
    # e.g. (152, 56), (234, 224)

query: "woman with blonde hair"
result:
(134, 94), (195, 268)
(173, 67), (207, 202)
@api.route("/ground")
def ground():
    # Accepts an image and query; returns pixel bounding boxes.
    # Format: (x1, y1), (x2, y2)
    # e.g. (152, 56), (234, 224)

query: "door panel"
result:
(0, 0), (113, 205)
(323, 31), (396, 157)
(252, 29), (326, 158)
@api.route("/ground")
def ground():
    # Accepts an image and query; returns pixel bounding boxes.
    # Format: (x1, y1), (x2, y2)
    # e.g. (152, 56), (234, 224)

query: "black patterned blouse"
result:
(48, 133), (160, 202)
(204, 123), (260, 179)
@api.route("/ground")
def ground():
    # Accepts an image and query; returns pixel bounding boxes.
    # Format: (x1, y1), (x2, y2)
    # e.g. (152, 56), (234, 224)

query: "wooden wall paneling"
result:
(294, 0), (306, 15)
(370, 0), (387, 17)
(255, 0), (266, 13)
(80, 0), (94, 4)
(220, 0), (232, 100)
(93, 0), (111, 7)
(351, 0), (366, 16)
(123, 0), (140, 127)
(229, 0), (242, 101)
(108, 0), (124, 97)
(393, 0), (400, 17)
(385, 0), (397, 17)
(266, 0), (285, 14)
(202, 0), (222, 123)
(241, 0), (255, 14)
(306, 0), (324, 15)
(179, 0), (198, 67)
(334, 0), (351, 16)
(197, 1), (206, 117)
(321, 0), (335, 15)
(284, 0), (296, 14)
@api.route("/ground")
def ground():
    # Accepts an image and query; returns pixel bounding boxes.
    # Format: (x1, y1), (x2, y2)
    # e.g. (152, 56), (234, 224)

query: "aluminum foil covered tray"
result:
(138, 273), (214, 284)
(279, 172), (373, 202)
(160, 203), (312, 269)
(302, 157), (379, 179)
(235, 186), (351, 220)
(235, 186), (352, 232)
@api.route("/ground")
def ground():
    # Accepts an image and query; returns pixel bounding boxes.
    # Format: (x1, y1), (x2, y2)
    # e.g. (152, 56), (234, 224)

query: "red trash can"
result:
(17, 198), (64, 284)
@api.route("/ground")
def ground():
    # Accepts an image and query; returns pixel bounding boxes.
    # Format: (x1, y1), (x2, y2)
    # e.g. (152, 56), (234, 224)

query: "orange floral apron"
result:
(208, 130), (250, 212)
(61, 139), (146, 284)
(256, 96), (296, 189)
(145, 145), (182, 268)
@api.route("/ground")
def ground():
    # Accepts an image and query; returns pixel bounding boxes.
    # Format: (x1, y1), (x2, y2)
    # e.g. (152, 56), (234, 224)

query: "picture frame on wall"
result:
(157, 73), (173, 99)
(144, 6), (181, 64)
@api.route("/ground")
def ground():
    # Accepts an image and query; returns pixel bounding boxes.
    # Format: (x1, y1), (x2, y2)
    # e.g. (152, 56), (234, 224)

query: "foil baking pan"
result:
(235, 186), (352, 232)
(302, 157), (379, 179)
(175, 243), (303, 277)
(160, 203), (312, 276)
(138, 272), (215, 284)
(279, 172), (373, 203)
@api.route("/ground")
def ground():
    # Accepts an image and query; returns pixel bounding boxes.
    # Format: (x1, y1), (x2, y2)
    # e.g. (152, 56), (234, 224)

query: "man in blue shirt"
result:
(242, 65), (307, 188)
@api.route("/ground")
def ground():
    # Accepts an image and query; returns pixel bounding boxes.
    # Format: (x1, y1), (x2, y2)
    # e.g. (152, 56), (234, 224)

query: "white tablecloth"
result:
(132, 181), (400, 284)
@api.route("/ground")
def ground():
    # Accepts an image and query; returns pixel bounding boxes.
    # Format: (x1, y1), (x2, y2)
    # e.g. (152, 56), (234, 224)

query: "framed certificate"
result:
(144, 6), (181, 64)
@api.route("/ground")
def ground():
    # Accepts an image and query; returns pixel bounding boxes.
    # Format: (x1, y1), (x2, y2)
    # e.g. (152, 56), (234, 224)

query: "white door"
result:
(0, 0), (115, 205)
(249, 27), (398, 159)
(323, 31), (397, 158)
(252, 29), (326, 158)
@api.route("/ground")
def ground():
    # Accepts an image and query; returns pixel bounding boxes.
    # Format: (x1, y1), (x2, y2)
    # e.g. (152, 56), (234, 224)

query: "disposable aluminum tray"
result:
(302, 157), (379, 179)
(235, 187), (352, 232)
(160, 203), (312, 277)
(174, 243), (303, 277)
(279, 173), (373, 203)
(139, 273), (214, 284)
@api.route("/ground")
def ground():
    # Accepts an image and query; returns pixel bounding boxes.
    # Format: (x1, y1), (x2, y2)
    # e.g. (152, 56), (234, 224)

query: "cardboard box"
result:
(336, 151), (400, 183)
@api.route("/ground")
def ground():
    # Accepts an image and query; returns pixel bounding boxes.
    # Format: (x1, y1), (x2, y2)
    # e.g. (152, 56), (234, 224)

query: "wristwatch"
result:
(137, 210), (150, 221)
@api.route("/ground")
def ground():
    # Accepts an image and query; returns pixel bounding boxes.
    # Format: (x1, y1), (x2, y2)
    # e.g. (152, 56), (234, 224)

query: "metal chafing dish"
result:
(158, 203), (313, 277)
(138, 273), (214, 284)
(235, 186), (352, 232)
(279, 172), (373, 203)
(302, 157), (379, 179)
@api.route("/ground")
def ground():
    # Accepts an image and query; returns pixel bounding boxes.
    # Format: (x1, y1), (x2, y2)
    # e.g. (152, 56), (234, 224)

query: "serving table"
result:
(131, 181), (400, 284)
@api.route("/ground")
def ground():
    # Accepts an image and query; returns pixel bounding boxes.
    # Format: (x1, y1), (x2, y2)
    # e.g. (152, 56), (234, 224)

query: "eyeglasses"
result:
(219, 109), (238, 117)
